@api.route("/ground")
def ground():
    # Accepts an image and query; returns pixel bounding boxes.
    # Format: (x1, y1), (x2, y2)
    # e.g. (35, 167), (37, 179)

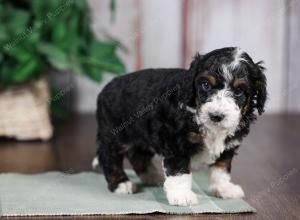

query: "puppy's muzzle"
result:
(209, 112), (225, 123)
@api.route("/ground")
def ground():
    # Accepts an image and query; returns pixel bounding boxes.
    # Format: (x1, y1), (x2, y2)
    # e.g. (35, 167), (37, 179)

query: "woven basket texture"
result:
(0, 78), (53, 140)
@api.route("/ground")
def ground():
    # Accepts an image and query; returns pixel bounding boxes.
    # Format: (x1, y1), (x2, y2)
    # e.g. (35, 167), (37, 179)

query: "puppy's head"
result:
(189, 47), (267, 133)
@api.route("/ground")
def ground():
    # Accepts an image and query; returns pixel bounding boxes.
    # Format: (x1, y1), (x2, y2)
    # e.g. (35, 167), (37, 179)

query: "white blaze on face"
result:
(197, 48), (245, 132)
(197, 87), (241, 132)
(191, 47), (245, 165)
(221, 64), (232, 83)
(229, 48), (247, 70)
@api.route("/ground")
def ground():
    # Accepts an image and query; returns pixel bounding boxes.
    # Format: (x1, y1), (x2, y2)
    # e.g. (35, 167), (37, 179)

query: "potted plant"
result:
(0, 0), (125, 140)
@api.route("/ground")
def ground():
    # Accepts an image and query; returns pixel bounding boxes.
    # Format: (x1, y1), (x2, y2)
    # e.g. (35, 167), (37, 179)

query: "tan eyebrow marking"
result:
(199, 75), (217, 86)
(233, 79), (247, 88)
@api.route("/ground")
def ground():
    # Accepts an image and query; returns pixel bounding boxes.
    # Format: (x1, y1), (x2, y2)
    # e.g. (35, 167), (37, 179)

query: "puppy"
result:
(94, 47), (267, 206)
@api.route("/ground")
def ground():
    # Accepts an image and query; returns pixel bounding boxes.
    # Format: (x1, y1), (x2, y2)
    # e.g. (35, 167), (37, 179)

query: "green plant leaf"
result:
(26, 31), (40, 44)
(84, 65), (103, 82)
(0, 26), (8, 42)
(64, 13), (81, 53)
(90, 41), (115, 58)
(13, 49), (34, 63)
(0, 0), (126, 89)
(47, 0), (67, 11)
(86, 40), (126, 74)
(36, 42), (70, 70)
(81, 58), (103, 82)
(12, 59), (41, 82)
(6, 9), (30, 35)
(74, 0), (88, 10)
(70, 57), (84, 75)
(50, 102), (69, 118)
(0, 64), (13, 87)
(52, 20), (67, 43)
(98, 55), (126, 74)
(31, 0), (46, 18)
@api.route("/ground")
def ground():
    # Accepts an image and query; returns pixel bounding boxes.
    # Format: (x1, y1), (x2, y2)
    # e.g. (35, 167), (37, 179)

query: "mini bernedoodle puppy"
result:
(94, 47), (267, 206)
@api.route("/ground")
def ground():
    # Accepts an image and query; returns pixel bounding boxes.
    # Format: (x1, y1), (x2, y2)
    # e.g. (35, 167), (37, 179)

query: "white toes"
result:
(166, 190), (198, 206)
(210, 182), (245, 199)
(163, 173), (197, 206)
(209, 167), (244, 199)
(114, 181), (136, 194)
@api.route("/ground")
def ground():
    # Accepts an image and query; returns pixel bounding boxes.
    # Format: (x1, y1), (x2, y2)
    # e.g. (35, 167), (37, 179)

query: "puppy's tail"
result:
(92, 157), (100, 170)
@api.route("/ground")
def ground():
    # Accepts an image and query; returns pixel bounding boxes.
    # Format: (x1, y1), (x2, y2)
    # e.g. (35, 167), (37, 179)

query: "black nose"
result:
(209, 112), (225, 122)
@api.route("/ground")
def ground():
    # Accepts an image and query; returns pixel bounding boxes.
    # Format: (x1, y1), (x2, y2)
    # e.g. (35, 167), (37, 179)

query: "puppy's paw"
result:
(166, 190), (198, 206)
(210, 182), (245, 199)
(114, 181), (136, 194)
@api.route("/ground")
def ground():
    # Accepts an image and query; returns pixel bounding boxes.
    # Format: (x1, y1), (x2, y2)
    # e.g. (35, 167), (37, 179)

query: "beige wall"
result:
(287, 0), (300, 112)
(74, 0), (300, 113)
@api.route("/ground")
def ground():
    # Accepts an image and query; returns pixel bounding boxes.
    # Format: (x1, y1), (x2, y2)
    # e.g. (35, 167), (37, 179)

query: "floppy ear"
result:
(178, 53), (203, 107)
(253, 61), (267, 115)
(189, 53), (203, 74)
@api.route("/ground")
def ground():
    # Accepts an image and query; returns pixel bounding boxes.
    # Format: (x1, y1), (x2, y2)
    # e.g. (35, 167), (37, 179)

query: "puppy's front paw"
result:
(210, 182), (244, 199)
(114, 181), (136, 194)
(166, 190), (198, 206)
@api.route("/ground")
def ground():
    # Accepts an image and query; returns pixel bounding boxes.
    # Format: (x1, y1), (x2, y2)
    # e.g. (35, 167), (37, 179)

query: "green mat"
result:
(0, 170), (255, 216)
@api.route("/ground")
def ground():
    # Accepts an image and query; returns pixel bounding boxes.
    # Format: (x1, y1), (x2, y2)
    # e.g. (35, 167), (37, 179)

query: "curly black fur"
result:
(95, 47), (267, 192)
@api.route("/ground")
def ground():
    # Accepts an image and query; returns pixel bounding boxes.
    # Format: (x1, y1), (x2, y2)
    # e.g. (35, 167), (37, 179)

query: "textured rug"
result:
(0, 170), (255, 216)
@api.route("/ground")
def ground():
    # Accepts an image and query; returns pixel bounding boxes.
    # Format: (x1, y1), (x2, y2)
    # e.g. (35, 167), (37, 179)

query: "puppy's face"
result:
(191, 47), (267, 133)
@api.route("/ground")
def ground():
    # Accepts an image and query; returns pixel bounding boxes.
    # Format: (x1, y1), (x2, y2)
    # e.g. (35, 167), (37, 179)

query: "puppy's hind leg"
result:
(126, 147), (164, 186)
(98, 142), (136, 194)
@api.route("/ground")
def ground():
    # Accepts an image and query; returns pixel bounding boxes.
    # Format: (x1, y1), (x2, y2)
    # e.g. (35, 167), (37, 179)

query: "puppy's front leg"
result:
(209, 149), (245, 199)
(163, 157), (198, 206)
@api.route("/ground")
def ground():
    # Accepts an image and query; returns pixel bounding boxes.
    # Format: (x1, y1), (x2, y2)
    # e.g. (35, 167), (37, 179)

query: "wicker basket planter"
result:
(0, 78), (53, 141)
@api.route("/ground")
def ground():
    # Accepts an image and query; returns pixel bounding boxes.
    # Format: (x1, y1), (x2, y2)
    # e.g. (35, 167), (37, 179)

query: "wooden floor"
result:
(0, 114), (300, 220)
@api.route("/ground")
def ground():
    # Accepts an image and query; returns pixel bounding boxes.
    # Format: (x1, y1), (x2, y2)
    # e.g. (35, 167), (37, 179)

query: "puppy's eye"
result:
(234, 87), (245, 97)
(201, 81), (212, 92)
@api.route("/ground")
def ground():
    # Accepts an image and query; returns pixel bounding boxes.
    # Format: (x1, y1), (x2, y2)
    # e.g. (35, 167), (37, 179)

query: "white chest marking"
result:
(191, 128), (229, 169)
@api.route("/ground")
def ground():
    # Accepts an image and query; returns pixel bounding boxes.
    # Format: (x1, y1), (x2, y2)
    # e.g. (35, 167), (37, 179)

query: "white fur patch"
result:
(191, 127), (229, 168)
(163, 174), (198, 206)
(203, 127), (228, 158)
(191, 145), (220, 168)
(226, 139), (241, 149)
(191, 137), (240, 169)
(192, 88), (241, 167)
(221, 48), (247, 83)
(229, 48), (247, 70)
(92, 157), (99, 169)
(209, 168), (244, 199)
(221, 64), (233, 82)
(190, 48), (245, 172)
(114, 181), (136, 194)
(197, 88), (241, 132)
(179, 102), (197, 114)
